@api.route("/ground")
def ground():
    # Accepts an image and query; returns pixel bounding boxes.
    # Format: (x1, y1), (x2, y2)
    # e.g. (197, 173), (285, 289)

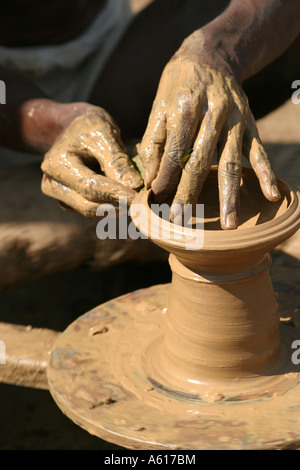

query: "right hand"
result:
(41, 105), (143, 218)
(138, 31), (281, 230)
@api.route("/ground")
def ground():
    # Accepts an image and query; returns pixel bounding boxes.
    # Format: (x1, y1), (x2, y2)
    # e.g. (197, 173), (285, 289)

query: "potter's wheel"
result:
(47, 168), (300, 450)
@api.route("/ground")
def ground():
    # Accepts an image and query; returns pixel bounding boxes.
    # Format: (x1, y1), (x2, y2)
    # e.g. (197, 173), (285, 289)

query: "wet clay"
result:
(48, 168), (300, 450)
(137, 38), (280, 229)
(133, 167), (300, 398)
(41, 107), (143, 218)
(47, 283), (300, 450)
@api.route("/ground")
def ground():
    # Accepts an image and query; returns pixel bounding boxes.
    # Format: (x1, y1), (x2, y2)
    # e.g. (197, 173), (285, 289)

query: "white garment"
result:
(0, 0), (133, 103)
(0, 0), (132, 77)
(0, 0), (134, 165)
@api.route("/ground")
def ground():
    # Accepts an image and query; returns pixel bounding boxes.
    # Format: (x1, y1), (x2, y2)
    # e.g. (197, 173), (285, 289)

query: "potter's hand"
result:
(41, 106), (143, 218)
(138, 32), (280, 230)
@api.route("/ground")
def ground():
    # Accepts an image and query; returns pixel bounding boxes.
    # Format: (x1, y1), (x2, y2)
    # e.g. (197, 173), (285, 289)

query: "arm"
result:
(0, 65), (142, 216)
(0, 65), (90, 154)
(201, 0), (300, 83)
(138, 0), (300, 230)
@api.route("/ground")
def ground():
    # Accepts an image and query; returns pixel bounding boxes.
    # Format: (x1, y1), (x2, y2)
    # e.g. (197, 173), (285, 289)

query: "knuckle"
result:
(40, 176), (48, 192)
(41, 175), (55, 196)
(185, 156), (205, 176)
(234, 95), (248, 118)
(41, 152), (51, 170)
(210, 90), (231, 111)
(165, 140), (184, 167)
(165, 149), (181, 167)
(220, 160), (242, 182)
(174, 87), (201, 114)
(82, 205), (97, 219)
(111, 151), (129, 166)
(226, 161), (241, 175)
(111, 152), (135, 176)
(80, 176), (101, 201)
(240, 101), (248, 119)
(40, 160), (47, 173)
(251, 149), (269, 168)
(219, 93), (232, 113)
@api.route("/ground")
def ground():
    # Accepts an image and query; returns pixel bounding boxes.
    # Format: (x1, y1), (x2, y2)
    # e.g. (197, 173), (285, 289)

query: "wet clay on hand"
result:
(138, 31), (281, 230)
(41, 106), (143, 218)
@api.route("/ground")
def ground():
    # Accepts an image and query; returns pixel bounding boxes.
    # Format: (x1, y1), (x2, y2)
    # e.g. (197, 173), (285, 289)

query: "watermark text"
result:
(0, 340), (6, 364)
(96, 197), (205, 250)
(291, 80), (300, 104)
(0, 80), (6, 104)
(291, 339), (300, 365)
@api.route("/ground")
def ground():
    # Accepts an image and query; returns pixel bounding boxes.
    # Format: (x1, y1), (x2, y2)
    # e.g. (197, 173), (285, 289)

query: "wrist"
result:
(200, 17), (245, 83)
(0, 64), (93, 154)
(19, 100), (91, 153)
(200, 0), (300, 84)
(174, 27), (237, 82)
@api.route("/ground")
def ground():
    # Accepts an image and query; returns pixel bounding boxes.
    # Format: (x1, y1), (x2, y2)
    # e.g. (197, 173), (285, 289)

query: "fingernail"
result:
(144, 175), (150, 189)
(225, 212), (238, 230)
(270, 185), (281, 200)
(145, 165), (160, 190)
(143, 169), (154, 189)
(122, 172), (143, 189)
(170, 203), (183, 225)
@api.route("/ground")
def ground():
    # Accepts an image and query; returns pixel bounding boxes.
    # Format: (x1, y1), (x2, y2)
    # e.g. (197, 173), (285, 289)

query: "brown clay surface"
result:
(0, 164), (165, 290)
(47, 283), (300, 450)
(0, 323), (59, 389)
(194, 167), (290, 230)
(48, 168), (300, 450)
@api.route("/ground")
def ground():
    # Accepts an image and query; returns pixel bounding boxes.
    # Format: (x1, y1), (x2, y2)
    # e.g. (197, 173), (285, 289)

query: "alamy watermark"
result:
(95, 197), (204, 250)
(291, 339), (300, 365)
(0, 80), (6, 104)
(291, 80), (300, 104)
(0, 340), (6, 364)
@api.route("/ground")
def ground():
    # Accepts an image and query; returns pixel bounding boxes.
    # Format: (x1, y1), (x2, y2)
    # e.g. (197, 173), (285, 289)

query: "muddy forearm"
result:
(201, 0), (300, 83)
(0, 66), (89, 154)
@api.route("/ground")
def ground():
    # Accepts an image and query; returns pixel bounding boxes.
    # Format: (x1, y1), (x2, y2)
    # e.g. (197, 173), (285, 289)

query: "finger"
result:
(242, 110), (281, 201)
(41, 174), (135, 219)
(138, 60), (177, 188)
(170, 89), (232, 220)
(218, 95), (247, 230)
(65, 109), (143, 190)
(138, 102), (167, 188)
(41, 174), (101, 219)
(59, 201), (75, 212)
(41, 154), (137, 205)
(151, 86), (204, 202)
(96, 139), (143, 191)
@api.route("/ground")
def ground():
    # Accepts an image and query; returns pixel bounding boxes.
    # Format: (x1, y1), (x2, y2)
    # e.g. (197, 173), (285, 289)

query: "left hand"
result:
(41, 105), (143, 218)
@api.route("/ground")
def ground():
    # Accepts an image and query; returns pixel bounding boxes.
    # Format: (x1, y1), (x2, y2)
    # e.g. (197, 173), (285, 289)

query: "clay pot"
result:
(131, 167), (300, 398)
